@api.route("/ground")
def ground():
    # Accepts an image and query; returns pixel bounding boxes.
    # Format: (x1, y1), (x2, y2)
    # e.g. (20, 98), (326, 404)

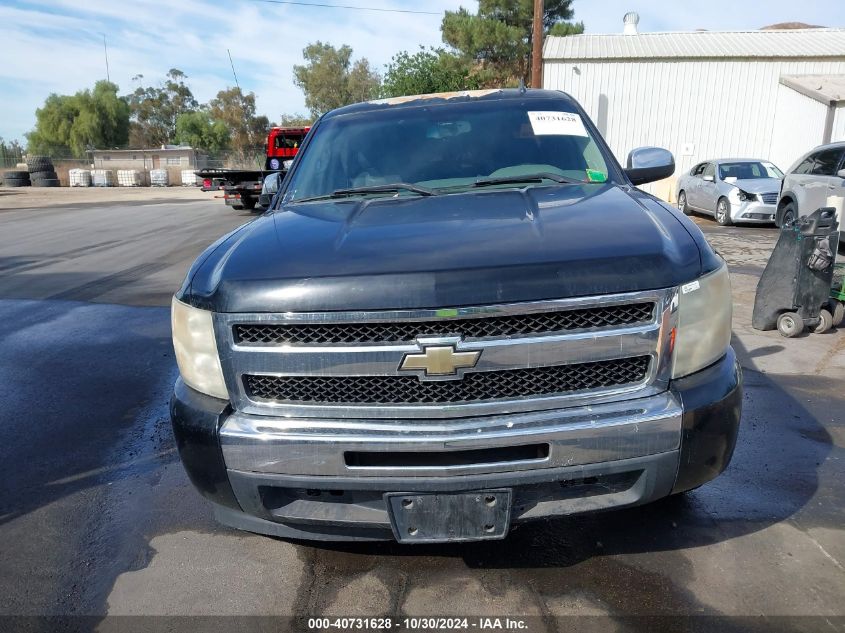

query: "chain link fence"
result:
(204, 147), (266, 170)
(0, 144), (25, 169)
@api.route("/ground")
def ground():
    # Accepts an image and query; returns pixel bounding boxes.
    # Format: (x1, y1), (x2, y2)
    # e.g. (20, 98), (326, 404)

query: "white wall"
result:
(543, 58), (845, 198)
(833, 105), (845, 144)
(769, 83), (828, 172)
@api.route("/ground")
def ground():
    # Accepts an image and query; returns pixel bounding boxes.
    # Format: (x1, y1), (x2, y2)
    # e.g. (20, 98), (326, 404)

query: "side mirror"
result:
(625, 147), (675, 186)
(838, 168), (845, 179)
(703, 174), (715, 182)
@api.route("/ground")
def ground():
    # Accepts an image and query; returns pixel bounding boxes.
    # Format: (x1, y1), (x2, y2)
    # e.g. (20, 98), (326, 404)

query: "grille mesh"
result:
(760, 193), (777, 204)
(234, 303), (655, 345)
(244, 356), (650, 405)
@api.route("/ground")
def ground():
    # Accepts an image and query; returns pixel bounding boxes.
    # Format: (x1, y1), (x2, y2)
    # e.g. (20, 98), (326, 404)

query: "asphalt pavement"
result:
(0, 195), (843, 632)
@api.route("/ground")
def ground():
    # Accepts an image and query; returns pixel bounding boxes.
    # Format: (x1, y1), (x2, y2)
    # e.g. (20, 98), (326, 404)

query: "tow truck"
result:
(196, 126), (310, 210)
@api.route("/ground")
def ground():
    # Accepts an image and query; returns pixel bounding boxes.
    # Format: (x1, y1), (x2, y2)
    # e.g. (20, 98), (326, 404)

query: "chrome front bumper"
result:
(219, 390), (682, 478)
(213, 390), (684, 541)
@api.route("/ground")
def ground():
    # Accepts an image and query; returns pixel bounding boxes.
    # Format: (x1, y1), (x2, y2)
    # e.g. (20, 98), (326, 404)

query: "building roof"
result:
(780, 74), (845, 104)
(543, 28), (845, 61)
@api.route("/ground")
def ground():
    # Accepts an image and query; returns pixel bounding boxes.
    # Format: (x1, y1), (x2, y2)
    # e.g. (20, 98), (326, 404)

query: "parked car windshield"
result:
(284, 98), (614, 202)
(718, 161), (783, 180)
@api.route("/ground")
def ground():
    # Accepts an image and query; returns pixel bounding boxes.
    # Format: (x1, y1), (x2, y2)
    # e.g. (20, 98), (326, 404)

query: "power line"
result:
(251, 0), (440, 15)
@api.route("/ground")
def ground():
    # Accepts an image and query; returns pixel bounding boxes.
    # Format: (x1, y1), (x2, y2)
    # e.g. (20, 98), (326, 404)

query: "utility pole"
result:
(101, 33), (110, 82)
(531, 0), (543, 88)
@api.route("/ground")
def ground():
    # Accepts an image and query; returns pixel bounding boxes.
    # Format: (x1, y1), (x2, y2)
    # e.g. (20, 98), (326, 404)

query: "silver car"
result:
(777, 141), (845, 251)
(676, 159), (783, 226)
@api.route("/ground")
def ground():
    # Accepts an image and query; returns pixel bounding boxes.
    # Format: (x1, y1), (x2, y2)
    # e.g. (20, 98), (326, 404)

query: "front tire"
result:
(716, 198), (733, 226)
(777, 312), (804, 338)
(780, 202), (796, 227)
(678, 191), (692, 215)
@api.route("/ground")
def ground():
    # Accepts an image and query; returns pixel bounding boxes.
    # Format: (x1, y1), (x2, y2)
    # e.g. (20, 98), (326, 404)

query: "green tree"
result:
(548, 20), (584, 36)
(26, 81), (130, 157)
(277, 113), (314, 127)
(174, 110), (230, 151)
(293, 42), (381, 117)
(127, 68), (198, 147)
(441, 0), (578, 87)
(207, 87), (270, 155)
(382, 47), (481, 97)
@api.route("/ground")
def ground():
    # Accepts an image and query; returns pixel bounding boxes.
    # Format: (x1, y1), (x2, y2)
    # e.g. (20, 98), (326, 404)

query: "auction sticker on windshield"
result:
(527, 111), (589, 137)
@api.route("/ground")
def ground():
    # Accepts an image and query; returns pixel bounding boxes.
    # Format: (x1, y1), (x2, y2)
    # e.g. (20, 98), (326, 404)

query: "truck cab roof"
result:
(322, 88), (576, 120)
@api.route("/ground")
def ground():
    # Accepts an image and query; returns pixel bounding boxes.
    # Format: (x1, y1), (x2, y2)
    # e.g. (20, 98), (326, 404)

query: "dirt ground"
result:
(0, 185), (212, 211)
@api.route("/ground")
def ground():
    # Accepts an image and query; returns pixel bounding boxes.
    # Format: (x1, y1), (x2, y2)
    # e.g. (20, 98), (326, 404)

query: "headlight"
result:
(672, 261), (732, 378)
(171, 297), (228, 399)
(730, 188), (754, 203)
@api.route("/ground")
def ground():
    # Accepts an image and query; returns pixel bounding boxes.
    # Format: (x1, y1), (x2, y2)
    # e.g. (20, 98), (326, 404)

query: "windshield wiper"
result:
(472, 173), (583, 188)
(334, 183), (436, 197)
(294, 182), (437, 203)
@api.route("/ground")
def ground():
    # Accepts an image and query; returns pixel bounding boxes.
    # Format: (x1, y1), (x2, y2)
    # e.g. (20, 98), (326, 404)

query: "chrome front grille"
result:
(760, 192), (778, 205)
(245, 356), (651, 405)
(234, 302), (655, 345)
(214, 289), (677, 419)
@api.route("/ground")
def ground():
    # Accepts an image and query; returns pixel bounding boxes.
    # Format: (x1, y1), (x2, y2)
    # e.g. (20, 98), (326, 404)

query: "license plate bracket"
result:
(386, 489), (511, 543)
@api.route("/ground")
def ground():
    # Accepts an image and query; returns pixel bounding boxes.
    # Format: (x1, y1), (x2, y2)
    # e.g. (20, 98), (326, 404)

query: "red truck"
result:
(197, 126), (310, 211)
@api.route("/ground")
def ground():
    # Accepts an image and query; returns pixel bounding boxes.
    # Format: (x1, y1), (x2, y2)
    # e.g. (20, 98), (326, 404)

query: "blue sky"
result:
(1, 0), (843, 143)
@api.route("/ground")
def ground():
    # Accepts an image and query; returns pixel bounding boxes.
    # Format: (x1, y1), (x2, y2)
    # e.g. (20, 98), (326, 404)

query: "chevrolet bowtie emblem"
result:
(400, 345), (481, 377)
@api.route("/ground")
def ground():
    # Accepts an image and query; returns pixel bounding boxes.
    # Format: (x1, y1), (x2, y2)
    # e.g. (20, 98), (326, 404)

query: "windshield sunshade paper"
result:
(527, 111), (589, 137)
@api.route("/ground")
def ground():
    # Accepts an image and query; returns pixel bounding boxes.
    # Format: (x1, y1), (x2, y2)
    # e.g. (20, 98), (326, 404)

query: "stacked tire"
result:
(27, 156), (60, 187)
(2, 170), (31, 187)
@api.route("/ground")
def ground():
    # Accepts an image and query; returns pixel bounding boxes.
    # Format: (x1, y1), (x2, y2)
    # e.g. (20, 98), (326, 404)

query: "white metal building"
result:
(543, 20), (845, 199)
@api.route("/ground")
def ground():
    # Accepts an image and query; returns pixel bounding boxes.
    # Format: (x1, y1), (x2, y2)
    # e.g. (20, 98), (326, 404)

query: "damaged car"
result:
(677, 158), (782, 225)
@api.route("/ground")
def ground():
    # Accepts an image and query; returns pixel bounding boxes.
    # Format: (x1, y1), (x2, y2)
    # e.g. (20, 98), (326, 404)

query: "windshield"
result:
(718, 161), (783, 180)
(284, 98), (613, 202)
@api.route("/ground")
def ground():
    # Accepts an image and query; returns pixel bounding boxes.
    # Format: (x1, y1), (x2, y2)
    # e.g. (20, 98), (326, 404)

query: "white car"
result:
(778, 141), (845, 250)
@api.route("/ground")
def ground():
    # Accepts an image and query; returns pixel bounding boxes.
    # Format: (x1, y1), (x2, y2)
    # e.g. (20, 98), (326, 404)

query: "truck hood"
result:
(188, 184), (704, 312)
(727, 178), (781, 194)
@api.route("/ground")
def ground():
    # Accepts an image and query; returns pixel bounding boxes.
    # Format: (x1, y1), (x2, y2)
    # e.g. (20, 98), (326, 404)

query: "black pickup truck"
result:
(170, 89), (742, 543)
